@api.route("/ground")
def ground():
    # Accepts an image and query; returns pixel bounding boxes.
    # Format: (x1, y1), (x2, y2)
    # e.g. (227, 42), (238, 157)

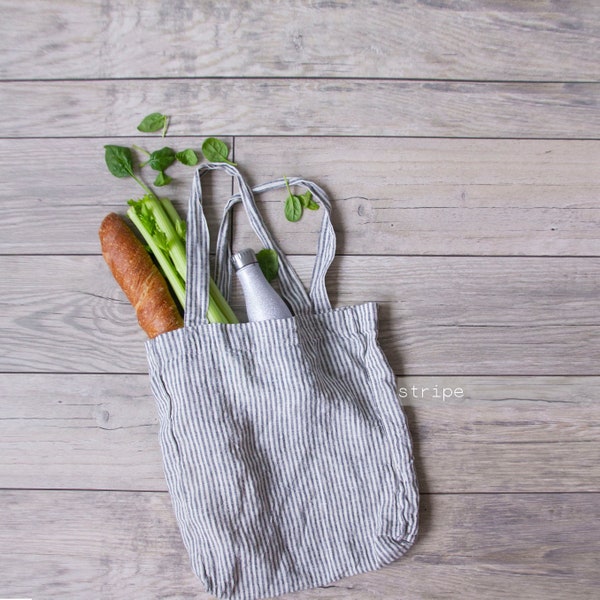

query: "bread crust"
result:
(99, 213), (183, 338)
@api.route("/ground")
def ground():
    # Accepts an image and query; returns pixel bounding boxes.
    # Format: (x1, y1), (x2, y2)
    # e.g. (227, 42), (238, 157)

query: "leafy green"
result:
(283, 177), (319, 222)
(284, 194), (302, 222)
(176, 149), (199, 166)
(104, 145), (135, 178)
(153, 171), (172, 187)
(298, 190), (319, 210)
(201, 137), (236, 165)
(137, 112), (169, 137)
(298, 190), (312, 208)
(104, 144), (154, 197)
(130, 145), (181, 188)
(147, 147), (177, 172)
(107, 121), (197, 193)
(256, 248), (279, 282)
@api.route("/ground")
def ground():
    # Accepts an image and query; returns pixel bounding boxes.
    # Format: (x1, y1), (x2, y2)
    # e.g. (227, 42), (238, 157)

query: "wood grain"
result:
(1, 255), (599, 375)
(0, 137), (232, 254)
(1, 0), (599, 81)
(1, 374), (598, 493)
(234, 137), (600, 256)
(2, 490), (598, 599)
(2, 137), (599, 256)
(1, 2), (599, 597)
(1, 80), (598, 138)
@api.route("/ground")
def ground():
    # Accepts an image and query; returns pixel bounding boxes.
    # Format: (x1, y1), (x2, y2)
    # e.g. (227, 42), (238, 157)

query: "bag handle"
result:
(185, 163), (336, 326)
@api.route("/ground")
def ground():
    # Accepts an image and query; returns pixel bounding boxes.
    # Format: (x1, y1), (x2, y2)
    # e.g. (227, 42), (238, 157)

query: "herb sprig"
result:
(137, 112), (169, 137)
(107, 113), (239, 190)
(201, 137), (236, 165)
(283, 177), (320, 222)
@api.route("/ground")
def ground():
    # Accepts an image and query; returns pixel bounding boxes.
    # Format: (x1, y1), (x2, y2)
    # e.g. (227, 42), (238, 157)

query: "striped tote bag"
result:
(146, 163), (419, 600)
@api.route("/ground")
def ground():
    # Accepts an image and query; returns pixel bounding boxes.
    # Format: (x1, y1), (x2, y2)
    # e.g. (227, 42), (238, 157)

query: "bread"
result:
(99, 213), (183, 338)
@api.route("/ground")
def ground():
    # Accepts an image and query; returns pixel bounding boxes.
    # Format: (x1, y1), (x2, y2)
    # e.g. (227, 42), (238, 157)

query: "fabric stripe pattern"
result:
(146, 164), (419, 600)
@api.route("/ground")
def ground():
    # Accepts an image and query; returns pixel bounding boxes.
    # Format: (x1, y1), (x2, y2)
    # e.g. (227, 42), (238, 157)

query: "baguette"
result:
(99, 213), (183, 338)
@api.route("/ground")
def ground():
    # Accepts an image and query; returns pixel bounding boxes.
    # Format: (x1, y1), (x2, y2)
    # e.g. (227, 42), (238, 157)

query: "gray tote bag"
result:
(146, 163), (419, 600)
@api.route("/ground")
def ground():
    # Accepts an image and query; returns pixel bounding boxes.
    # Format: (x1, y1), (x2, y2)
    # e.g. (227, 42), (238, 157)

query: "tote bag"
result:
(146, 163), (419, 600)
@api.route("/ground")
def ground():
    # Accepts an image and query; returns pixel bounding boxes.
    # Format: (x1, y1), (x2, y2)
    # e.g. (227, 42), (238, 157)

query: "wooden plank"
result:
(0, 137), (232, 255)
(1, 255), (599, 375)
(2, 4), (597, 599)
(233, 137), (600, 256)
(1, 374), (598, 493)
(1, 80), (599, 138)
(2, 137), (600, 256)
(401, 375), (600, 494)
(1, 0), (599, 81)
(2, 490), (599, 599)
(0, 374), (165, 491)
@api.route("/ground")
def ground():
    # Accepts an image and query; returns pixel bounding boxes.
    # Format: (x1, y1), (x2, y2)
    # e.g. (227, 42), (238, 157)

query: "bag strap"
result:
(185, 163), (336, 326)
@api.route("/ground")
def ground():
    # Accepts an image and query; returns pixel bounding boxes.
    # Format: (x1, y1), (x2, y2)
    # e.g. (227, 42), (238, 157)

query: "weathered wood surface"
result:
(1, 374), (598, 494)
(1, 0), (599, 81)
(1, 80), (599, 138)
(2, 0), (599, 598)
(1, 255), (599, 375)
(2, 137), (600, 256)
(0, 136), (233, 254)
(2, 490), (599, 600)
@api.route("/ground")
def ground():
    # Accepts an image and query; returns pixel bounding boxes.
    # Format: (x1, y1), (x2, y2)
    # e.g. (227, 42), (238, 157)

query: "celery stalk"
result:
(160, 198), (184, 234)
(127, 207), (186, 307)
(127, 193), (238, 325)
(210, 279), (239, 324)
(136, 195), (187, 280)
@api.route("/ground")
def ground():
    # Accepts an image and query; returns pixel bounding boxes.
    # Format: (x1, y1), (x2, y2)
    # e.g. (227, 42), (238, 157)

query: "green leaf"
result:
(137, 112), (167, 133)
(104, 145), (134, 178)
(285, 194), (303, 222)
(256, 248), (279, 282)
(154, 171), (172, 187)
(148, 147), (177, 172)
(201, 137), (237, 165)
(298, 190), (312, 208)
(176, 148), (199, 166)
(297, 190), (319, 211)
(283, 175), (304, 222)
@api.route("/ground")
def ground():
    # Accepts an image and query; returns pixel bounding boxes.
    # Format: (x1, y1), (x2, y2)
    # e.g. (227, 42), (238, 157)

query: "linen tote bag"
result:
(146, 163), (419, 600)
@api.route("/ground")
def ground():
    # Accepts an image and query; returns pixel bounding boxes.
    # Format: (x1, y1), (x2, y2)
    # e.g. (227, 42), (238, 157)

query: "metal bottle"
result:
(231, 248), (292, 322)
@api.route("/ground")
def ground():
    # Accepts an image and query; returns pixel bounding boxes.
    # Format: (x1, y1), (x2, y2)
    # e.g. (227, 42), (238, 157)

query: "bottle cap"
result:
(231, 248), (258, 271)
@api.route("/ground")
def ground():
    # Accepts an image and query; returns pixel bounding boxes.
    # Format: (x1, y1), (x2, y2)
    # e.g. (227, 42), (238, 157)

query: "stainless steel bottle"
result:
(232, 248), (293, 321)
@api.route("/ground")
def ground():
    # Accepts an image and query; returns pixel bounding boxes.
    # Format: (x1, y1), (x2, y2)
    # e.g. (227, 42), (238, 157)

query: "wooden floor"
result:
(1, 1), (599, 598)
